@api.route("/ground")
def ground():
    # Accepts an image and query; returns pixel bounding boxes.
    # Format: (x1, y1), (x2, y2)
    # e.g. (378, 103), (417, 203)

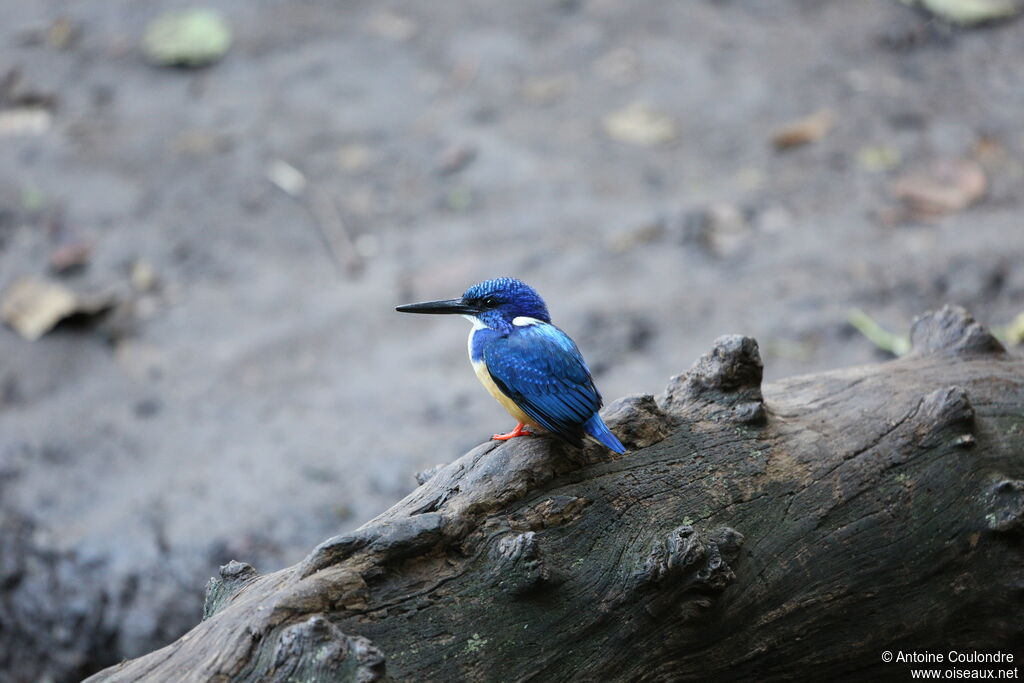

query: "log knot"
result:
(985, 479), (1024, 534)
(915, 386), (975, 449)
(489, 531), (561, 596)
(596, 394), (673, 452)
(909, 305), (1004, 358)
(636, 525), (744, 593)
(203, 560), (258, 620)
(660, 335), (765, 424)
(264, 615), (388, 683)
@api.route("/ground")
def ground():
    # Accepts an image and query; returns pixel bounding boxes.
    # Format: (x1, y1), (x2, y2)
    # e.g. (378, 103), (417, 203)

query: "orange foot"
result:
(492, 422), (533, 441)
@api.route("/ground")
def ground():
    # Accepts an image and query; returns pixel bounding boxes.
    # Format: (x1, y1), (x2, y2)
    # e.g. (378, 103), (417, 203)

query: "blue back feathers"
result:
(466, 278), (626, 453)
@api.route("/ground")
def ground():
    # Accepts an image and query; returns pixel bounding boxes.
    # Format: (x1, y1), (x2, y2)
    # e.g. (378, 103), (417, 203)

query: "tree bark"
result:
(88, 306), (1024, 682)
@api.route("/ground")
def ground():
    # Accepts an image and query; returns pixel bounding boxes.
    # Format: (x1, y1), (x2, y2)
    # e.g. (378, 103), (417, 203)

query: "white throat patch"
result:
(463, 315), (489, 330)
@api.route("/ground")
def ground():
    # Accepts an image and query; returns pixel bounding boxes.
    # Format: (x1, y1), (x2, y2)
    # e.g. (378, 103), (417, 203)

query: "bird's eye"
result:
(483, 297), (498, 308)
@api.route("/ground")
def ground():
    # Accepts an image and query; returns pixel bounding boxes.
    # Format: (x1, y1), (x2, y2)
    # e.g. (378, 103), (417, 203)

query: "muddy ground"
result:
(1, 0), (1022, 680)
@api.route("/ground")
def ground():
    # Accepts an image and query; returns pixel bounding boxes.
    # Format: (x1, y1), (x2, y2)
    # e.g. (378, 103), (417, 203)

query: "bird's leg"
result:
(492, 422), (533, 441)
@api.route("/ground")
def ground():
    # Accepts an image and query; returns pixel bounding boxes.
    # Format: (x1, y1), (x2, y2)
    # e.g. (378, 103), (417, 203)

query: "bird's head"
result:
(396, 277), (551, 329)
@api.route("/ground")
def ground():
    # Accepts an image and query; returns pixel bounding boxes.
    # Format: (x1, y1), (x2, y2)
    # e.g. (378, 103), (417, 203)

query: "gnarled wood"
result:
(88, 306), (1024, 682)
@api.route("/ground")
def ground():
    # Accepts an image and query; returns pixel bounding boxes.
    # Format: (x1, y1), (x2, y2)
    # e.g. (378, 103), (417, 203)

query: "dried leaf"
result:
(602, 102), (678, 147)
(0, 108), (52, 137)
(1, 277), (114, 341)
(1004, 312), (1024, 346)
(130, 260), (158, 293)
(266, 159), (307, 197)
(916, 0), (1021, 26)
(848, 309), (911, 356)
(971, 134), (1006, 164)
(143, 9), (231, 68)
(771, 109), (834, 150)
(890, 158), (987, 218)
(857, 144), (902, 172)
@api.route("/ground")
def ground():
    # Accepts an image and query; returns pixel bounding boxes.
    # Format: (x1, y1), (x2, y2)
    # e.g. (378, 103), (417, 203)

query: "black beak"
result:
(395, 298), (479, 315)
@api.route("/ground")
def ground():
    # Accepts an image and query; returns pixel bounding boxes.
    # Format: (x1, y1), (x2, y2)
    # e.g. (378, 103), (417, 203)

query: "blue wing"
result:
(483, 323), (602, 447)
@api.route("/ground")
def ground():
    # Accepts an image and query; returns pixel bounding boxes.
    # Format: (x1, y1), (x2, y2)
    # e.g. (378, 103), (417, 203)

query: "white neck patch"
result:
(463, 314), (489, 330)
(512, 316), (544, 327)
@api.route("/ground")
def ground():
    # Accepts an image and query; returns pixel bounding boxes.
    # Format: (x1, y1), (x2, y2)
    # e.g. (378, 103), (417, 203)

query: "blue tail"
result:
(583, 414), (626, 454)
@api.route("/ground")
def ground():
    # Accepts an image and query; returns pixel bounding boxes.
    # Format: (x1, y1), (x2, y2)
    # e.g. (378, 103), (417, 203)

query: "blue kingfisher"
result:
(397, 277), (625, 453)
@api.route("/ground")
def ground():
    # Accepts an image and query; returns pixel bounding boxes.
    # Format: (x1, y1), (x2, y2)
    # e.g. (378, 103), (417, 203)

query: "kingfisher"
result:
(396, 278), (626, 454)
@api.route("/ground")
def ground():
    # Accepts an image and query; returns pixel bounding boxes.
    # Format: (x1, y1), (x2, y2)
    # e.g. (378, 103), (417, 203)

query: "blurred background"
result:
(1, 0), (1022, 679)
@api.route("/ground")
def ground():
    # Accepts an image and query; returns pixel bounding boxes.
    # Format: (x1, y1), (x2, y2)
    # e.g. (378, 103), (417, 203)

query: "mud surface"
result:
(1, 1), (1022, 679)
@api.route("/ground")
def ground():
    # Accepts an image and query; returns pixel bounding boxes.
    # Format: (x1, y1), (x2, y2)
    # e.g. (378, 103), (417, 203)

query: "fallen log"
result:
(88, 305), (1024, 682)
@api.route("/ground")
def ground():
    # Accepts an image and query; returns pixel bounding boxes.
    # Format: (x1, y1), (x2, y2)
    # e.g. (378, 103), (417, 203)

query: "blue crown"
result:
(462, 278), (551, 323)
